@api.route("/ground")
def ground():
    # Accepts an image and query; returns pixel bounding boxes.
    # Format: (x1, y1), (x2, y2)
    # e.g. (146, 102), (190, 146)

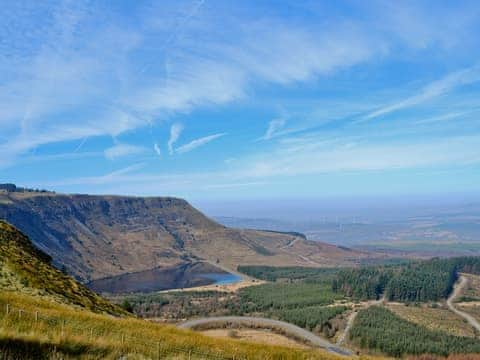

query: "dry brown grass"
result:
(201, 328), (311, 349)
(387, 303), (476, 338)
(455, 274), (480, 324)
(459, 274), (480, 300)
(458, 304), (480, 323)
(159, 278), (266, 294)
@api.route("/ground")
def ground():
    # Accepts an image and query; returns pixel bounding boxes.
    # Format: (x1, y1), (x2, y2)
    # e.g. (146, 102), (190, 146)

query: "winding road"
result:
(178, 316), (353, 355)
(447, 275), (480, 333)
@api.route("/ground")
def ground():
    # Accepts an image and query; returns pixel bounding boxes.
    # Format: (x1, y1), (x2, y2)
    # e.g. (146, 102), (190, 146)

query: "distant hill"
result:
(0, 220), (125, 315)
(0, 189), (375, 283)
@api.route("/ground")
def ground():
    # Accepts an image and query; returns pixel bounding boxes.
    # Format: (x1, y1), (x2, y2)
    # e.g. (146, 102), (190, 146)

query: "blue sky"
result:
(1, 0), (480, 202)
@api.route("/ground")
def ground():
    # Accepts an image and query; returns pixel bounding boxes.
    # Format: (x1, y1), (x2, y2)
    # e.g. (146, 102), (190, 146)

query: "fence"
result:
(1, 303), (248, 360)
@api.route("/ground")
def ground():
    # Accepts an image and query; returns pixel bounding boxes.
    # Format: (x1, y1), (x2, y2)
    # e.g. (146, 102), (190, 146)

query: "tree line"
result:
(237, 265), (338, 282)
(332, 256), (480, 302)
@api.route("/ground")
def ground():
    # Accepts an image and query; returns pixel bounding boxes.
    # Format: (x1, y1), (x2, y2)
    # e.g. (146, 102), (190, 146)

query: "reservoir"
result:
(200, 273), (242, 285)
(87, 262), (242, 294)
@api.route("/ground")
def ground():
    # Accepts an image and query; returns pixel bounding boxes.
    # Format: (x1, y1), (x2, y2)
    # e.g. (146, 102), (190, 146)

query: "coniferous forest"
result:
(350, 306), (480, 357)
(332, 257), (480, 302)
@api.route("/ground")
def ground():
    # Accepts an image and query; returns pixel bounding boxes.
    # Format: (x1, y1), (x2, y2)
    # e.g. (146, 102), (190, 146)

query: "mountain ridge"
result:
(0, 188), (376, 284)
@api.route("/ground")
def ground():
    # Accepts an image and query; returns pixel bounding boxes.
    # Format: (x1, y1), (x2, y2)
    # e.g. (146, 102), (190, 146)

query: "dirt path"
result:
(337, 295), (385, 346)
(336, 310), (358, 346)
(178, 316), (353, 355)
(447, 275), (480, 333)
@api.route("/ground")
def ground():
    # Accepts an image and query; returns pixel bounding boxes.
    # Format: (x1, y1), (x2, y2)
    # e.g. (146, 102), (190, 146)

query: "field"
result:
(200, 329), (310, 349)
(456, 274), (480, 302)
(454, 274), (480, 324)
(387, 303), (476, 338)
(458, 303), (480, 323)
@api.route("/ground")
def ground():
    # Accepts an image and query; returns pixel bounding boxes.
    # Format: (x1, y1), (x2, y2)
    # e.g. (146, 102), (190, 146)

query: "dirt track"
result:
(178, 316), (353, 355)
(447, 275), (480, 333)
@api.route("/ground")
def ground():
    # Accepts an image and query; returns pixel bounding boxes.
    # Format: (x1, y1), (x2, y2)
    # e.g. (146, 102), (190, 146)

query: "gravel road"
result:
(178, 316), (353, 355)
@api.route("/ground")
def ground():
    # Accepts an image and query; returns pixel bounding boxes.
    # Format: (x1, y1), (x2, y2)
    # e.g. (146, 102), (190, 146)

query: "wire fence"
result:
(0, 303), (249, 360)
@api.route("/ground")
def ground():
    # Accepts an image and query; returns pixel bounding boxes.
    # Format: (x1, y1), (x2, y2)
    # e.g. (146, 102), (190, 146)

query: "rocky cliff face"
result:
(0, 191), (372, 282)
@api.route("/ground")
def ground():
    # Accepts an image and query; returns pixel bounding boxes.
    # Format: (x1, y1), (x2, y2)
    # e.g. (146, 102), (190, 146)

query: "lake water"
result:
(200, 273), (242, 285)
(87, 262), (242, 294)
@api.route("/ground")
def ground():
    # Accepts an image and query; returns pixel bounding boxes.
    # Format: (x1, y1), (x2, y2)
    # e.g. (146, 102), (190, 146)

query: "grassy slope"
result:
(0, 291), (353, 360)
(0, 220), (126, 316)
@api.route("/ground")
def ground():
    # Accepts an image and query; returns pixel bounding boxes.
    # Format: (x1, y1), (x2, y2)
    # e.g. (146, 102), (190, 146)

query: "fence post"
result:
(6, 304), (9, 315)
(121, 334), (125, 345)
(90, 328), (93, 338)
(188, 350), (191, 360)
(18, 309), (22, 319)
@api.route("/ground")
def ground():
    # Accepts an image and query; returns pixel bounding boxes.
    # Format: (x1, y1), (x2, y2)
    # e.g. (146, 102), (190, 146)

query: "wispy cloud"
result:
(3, 0), (480, 199)
(153, 143), (161, 156)
(168, 123), (183, 155)
(176, 133), (226, 154)
(48, 133), (480, 194)
(415, 110), (477, 124)
(20, 151), (102, 165)
(261, 118), (286, 140)
(240, 134), (480, 178)
(365, 66), (480, 120)
(47, 163), (147, 186)
(104, 144), (146, 160)
(1, 1), (473, 162)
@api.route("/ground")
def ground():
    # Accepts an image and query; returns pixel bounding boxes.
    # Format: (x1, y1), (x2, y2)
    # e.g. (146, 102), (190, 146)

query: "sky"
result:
(1, 0), (480, 204)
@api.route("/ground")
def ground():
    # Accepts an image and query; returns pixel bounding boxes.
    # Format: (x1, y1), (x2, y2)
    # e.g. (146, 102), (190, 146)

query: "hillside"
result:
(0, 221), (354, 359)
(0, 220), (125, 316)
(0, 189), (373, 283)
(0, 291), (350, 360)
